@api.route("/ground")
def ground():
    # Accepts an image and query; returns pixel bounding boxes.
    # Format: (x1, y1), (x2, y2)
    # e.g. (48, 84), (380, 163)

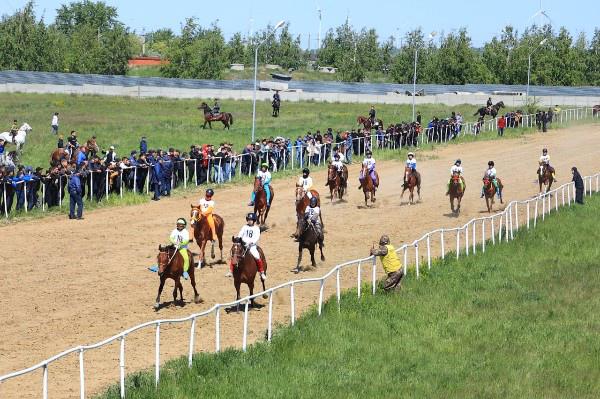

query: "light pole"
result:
(526, 38), (548, 106)
(252, 20), (285, 143)
(412, 32), (436, 122)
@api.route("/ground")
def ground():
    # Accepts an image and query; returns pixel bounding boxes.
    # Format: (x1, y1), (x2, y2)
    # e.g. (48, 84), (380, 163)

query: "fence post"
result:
(105, 171), (109, 199)
(472, 222), (476, 254)
(242, 301), (249, 351)
(79, 348), (85, 399)
(146, 168), (150, 194)
(482, 219), (486, 252)
(415, 243), (420, 278)
(426, 234), (431, 269)
(456, 230), (460, 259)
(491, 217), (496, 244)
(119, 171), (123, 199)
(188, 318), (196, 367)
(534, 197), (539, 226)
(42, 364), (48, 399)
(542, 194), (546, 220)
(499, 215), (503, 241)
(403, 246), (408, 276)
(24, 182), (28, 212)
(440, 230), (445, 260)
(59, 175), (62, 208)
(290, 283), (295, 325)
(267, 293), (274, 341)
(42, 181), (45, 212)
(318, 279), (325, 316)
(215, 306), (221, 352)
(465, 225), (469, 256)
(336, 269), (341, 312)
(119, 337), (125, 399)
(155, 322), (160, 387)
(4, 183), (8, 217)
(371, 256), (377, 295)
(357, 261), (362, 298)
(183, 161), (187, 189)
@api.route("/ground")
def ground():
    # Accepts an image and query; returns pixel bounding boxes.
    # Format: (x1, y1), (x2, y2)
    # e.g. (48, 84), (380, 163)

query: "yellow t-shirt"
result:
(380, 244), (401, 274)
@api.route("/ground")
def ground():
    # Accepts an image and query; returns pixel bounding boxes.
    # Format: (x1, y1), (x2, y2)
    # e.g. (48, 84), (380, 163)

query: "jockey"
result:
(10, 119), (18, 143)
(486, 97), (493, 108)
(404, 152), (417, 185)
(539, 148), (556, 181)
(304, 196), (324, 244)
(199, 188), (217, 241)
(358, 150), (377, 189)
(227, 212), (266, 281)
(297, 168), (314, 199)
(446, 159), (464, 195)
(212, 99), (220, 115)
(369, 106), (376, 125)
(170, 218), (191, 280)
(331, 153), (344, 172)
(248, 163), (272, 206)
(273, 91), (281, 102)
(481, 161), (500, 198)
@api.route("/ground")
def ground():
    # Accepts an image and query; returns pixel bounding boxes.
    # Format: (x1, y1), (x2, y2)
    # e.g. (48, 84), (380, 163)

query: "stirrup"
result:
(183, 271), (189, 280)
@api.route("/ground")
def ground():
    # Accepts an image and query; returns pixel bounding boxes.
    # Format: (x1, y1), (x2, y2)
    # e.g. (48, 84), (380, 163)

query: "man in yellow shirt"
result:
(370, 234), (404, 292)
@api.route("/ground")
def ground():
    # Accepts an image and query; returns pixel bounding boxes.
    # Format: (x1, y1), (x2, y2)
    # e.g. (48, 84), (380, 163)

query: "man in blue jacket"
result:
(68, 170), (84, 219)
(150, 156), (162, 201)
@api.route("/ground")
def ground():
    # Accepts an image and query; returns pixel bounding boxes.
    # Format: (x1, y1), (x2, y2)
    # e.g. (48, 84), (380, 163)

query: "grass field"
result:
(97, 193), (600, 399)
(2, 93), (525, 168)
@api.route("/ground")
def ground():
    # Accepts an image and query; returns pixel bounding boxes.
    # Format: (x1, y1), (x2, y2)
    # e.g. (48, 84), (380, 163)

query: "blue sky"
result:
(3, 0), (599, 47)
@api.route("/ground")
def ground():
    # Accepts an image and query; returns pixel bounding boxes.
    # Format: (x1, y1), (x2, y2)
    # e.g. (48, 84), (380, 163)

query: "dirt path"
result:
(1, 123), (599, 398)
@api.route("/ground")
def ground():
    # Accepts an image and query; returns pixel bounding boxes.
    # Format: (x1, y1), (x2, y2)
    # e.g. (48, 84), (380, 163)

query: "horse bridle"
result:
(230, 242), (248, 268)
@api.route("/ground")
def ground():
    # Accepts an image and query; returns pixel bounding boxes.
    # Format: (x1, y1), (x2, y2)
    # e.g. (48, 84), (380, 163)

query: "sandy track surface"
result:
(1, 123), (599, 398)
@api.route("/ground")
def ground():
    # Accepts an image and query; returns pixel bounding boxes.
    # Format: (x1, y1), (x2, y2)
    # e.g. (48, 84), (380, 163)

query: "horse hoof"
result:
(321, 256), (325, 262)
(194, 296), (203, 304)
(154, 303), (160, 310)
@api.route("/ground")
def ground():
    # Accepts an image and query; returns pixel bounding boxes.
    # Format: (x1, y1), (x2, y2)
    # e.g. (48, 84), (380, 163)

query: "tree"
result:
(227, 32), (245, 64)
(587, 29), (600, 85)
(275, 26), (303, 69)
(55, 0), (119, 35)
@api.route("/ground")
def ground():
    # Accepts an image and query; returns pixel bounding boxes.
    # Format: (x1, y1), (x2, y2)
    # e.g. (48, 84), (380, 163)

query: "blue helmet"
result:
(246, 213), (257, 222)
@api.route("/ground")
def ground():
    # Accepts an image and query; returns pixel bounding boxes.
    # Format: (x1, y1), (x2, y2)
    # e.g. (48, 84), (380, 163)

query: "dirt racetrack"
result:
(1, 123), (599, 398)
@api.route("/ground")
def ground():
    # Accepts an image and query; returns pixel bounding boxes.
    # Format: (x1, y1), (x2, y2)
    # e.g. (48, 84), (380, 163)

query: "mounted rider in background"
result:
(9, 119), (18, 143)
(249, 163), (272, 206)
(446, 159), (465, 195)
(369, 106), (376, 127)
(170, 218), (192, 280)
(212, 99), (221, 116)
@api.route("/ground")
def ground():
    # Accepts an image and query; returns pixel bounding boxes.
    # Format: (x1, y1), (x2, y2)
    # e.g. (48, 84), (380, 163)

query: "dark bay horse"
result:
(357, 116), (383, 131)
(254, 176), (274, 228)
(295, 187), (322, 222)
(154, 245), (202, 310)
(294, 217), (325, 273)
(593, 105), (600, 117)
(474, 101), (505, 119)
(360, 164), (377, 206)
(538, 163), (555, 194)
(448, 173), (465, 214)
(483, 178), (503, 213)
(327, 164), (347, 202)
(401, 166), (421, 205)
(230, 237), (268, 310)
(190, 205), (225, 267)
(198, 102), (233, 130)
(272, 98), (280, 117)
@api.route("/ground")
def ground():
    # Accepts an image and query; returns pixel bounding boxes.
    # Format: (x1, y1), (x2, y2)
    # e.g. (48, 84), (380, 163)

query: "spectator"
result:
(76, 146), (87, 167)
(0, 138), (5, 164)
(105, 145), (117, 163)
(57, 134), (64, 149)
(68, 170), (84, 219)
(140, 136), (147, 154)
(51, 112), (59, 135)
(416, 111), (422, 125)
(572, 167), (584, 205)
(542, 111), (548, 132)
(150, 153), (162, 201)
(370, 234), (404, 292)
(497, 115), (506, 137)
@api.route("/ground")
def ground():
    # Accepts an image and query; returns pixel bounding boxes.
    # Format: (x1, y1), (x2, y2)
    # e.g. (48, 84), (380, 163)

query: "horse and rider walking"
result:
(198, 101), (233, 129)
(190, 188), (225, 267)
(400, 152), (421, 205)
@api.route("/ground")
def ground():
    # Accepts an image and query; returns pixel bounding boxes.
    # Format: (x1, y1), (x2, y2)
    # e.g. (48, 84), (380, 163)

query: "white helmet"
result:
(408, 152), (414, 157)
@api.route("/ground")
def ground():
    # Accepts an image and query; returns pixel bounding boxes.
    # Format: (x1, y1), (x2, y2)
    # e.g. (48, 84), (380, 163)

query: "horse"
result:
(357, 116), (383, 131)
(448, 173), (465, 214)
(85, 137), (99, 158)
(538, 163), (554, 194)
(360, 164), (377, 206)
(198, 102), (233, 129)
(593, 105), (600, 117)
(0, 151), (17, 168)
(295, 187), (322, 222)
(489, 101), (505, 118)
(272, 98), (280, 117)
(254, 176), (274, 229)
(326, 164), (347, 202)
(400, 166), (421, 205)
(190, 205), (225, 267)
(229, 237), (268, 311)
(483, 177), (503, 213)
(293, 216), (325, 273)
(0, 123), (32, 153)
(50, 147), (85, 166)
(154, 244), (202, 310)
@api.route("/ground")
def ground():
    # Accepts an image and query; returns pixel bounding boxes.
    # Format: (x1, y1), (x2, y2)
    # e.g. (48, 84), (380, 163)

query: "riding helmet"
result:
(366, 150), (372, 156)
(455, 159), (462, 164)
(246, 212), (257, 222)
(206, 188), (214, 197)
(379, 235), (390, 246)
(542, 148), (548, 153)
(302, 168), (310, 175)
(176, 218), (187, 226)
(408, 152), (414, 157)
(261, 163), (269, 169)
(309, 197), (318, 207)
(333, 154), (340, 160)
(488, 161), (494, 167)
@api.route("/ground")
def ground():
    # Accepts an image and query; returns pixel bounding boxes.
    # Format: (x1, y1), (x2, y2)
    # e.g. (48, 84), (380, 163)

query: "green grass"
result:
(0, 92), (564, 168)
(96, 194), (600, 399)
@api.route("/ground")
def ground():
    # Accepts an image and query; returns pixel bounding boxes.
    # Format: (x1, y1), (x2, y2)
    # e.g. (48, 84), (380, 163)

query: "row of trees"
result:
(1, 1), (599, 85)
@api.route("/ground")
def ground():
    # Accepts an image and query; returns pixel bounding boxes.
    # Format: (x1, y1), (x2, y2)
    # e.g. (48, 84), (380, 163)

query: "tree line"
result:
(1, 1), (599, 86)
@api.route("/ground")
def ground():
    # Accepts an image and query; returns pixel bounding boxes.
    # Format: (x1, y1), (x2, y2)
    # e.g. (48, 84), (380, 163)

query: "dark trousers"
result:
(69, 192), (83, 218)
(575, 187), (584, 204)
(151, 182), (161, 200)
(498, 127), (504, 136)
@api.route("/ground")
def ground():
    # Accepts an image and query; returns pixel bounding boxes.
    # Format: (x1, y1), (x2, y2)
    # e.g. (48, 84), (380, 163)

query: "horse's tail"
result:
(228, 113), (233, 125)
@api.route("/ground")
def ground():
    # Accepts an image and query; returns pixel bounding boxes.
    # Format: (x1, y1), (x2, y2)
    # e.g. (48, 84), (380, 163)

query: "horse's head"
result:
(295, 186), (304, 202)
(20, 123), (32, 133)
(230, 236), (244, 267)
(328, 164), (337, 180)
(483, 177), (490, 187)
(157, 244), (174, 276)
(190, 204), (201, 226)
(253, 176), (263, 193)
(497, 101), (505, 108)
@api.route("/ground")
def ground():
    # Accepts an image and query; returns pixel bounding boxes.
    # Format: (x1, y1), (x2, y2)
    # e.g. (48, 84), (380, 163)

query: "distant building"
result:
(128, 56), (168, 67)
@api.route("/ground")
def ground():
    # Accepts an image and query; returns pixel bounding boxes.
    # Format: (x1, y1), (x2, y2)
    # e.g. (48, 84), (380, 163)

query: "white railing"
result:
(1, 170), (598, 398)
(2, 107), (597, 219)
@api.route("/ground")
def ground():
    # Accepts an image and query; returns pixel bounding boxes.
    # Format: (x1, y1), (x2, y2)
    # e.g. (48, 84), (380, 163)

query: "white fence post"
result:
(290, 283), (295, 326)
(119, 337), (125, 399)
(79, 349), (85, 399)
(215, 307), (221, 352)
(440, 230), (445, 260)
(155, 323), (160, 387)
(456, 230), (460, 259)
(371, 256), (377, 294)
(336, 269), (341, 312)
(426, 234), (431, 269)
(482, 219), (486, 252)
(357, 261), (362, 298)
(267, 293), (274, 341)
(42, 364), (48, 399)
(242, 301), (249, 351)
(188, 318), (196, 367)
(318, 280), (325, 316)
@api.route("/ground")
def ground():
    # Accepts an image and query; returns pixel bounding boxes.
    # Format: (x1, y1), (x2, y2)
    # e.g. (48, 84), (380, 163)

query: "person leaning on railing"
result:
(370, 235), (404, 293)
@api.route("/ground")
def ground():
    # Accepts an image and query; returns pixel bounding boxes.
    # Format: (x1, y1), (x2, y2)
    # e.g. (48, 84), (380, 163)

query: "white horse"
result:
(0, 123), (32, 152)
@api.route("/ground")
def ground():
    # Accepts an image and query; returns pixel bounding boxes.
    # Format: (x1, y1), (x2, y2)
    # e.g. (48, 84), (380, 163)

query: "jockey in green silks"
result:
(170, 218), (191, 280)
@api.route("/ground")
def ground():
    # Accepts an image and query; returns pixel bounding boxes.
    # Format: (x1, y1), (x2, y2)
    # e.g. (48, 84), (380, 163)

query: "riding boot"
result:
(256, 258), (266, 281)
(248, 201), (254, 206)
(225, 261), (233, 277)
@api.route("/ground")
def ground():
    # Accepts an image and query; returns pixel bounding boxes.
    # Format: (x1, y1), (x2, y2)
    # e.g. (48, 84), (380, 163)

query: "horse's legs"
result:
(248, 281), (255, 308)
(309, 246), (316, 267)
(199, 240), (207, 267)
(172, 281), (178, 303)
(154, 277), (166, 310)
(450, 197), (455, 213)
(235, 280), (241, 312)
(296, 245), (303, 272)
(190, 270), (201, 303)
(318, 241), (325, 262)
(210, 240), (215, 259)
(177, 278), (184, 305)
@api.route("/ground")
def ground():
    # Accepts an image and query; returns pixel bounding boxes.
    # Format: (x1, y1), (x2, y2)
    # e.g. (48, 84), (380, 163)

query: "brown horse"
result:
(593, 105), (600, 117)
(326, 164), (347, 202)
(253, 177), (274, 229)
(360, 164), (377, 206)
(357, 116), (383, 131)
(190, 205), (225, 267)
(294, 217), (325, 273)
(482, 177), (503, 213)
(448, 173), (465, 214)
(229, 237), (268, 310)
(154, 245), (202, 310)
(401, 166), (421, 205)
(50, 148), (83, 166)
(295, 187), (323, 222)
(538, 163), (555, 194)
(198, 102), (233, 130)
(86, 137), (99, 158)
